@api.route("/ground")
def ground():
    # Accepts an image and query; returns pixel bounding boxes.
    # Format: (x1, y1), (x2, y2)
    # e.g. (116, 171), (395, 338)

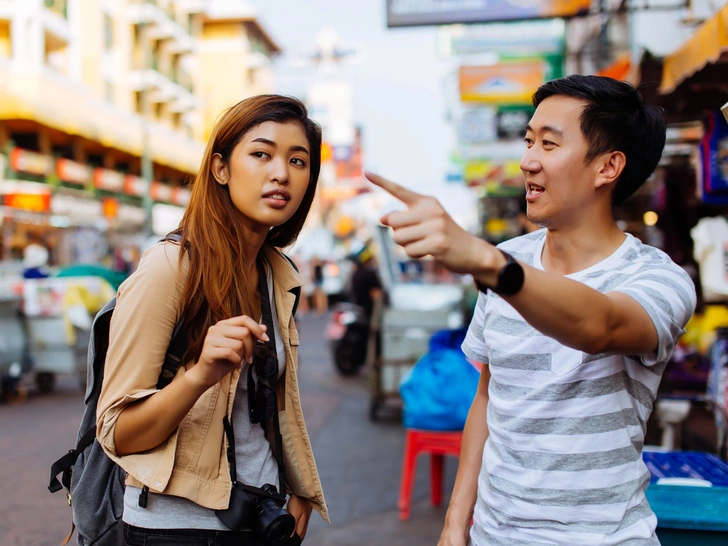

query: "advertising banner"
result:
(443, 19), (565, 57)
(387, 0), (591, 27)
(9, 148), (53, 176)
(460, 61), (545, 104)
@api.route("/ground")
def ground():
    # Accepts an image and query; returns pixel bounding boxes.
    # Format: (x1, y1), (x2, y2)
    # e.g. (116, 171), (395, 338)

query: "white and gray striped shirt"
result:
(462, 230), (696, 546)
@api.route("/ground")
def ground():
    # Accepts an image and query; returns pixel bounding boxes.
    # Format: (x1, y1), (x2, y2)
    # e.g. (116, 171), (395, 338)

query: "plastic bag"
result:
(400, 346), (480, 431)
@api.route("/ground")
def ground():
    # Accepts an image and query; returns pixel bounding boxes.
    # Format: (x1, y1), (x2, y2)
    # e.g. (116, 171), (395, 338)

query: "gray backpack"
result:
(48, 238), (188, 545)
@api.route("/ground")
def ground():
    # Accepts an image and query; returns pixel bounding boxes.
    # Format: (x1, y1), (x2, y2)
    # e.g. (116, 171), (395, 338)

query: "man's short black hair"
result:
(533, 75), (666, 205)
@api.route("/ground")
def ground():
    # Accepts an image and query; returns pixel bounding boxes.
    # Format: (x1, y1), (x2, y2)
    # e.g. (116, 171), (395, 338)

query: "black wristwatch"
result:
(475, 250), (524, 297)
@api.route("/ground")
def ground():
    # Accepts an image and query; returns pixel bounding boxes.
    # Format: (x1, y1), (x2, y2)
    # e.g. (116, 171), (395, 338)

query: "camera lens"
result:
(252, 498), (296, 544)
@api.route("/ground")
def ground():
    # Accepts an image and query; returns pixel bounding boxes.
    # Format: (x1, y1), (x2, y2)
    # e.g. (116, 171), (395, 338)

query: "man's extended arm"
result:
(365, 172), (658, 356)
(438, 365), (491, 546)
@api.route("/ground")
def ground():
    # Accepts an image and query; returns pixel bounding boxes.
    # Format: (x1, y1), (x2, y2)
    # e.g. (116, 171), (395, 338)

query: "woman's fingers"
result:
(217, 316), (269, 342)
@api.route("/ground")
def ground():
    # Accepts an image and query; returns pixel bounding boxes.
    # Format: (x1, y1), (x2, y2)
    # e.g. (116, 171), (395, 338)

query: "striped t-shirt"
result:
(462, 230), (696, 546)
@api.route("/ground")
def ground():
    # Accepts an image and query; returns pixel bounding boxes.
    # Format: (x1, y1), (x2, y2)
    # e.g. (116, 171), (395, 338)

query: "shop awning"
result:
(660, 3), (728, 94)
(596, 54), (634, 83)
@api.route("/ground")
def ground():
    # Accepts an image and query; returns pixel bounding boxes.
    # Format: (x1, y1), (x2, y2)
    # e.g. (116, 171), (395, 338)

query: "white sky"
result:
(250, 0), (455, 192)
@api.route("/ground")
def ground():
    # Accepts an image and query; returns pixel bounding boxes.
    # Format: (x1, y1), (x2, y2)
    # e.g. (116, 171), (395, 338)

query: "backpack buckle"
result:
(66, 488), (72, 506)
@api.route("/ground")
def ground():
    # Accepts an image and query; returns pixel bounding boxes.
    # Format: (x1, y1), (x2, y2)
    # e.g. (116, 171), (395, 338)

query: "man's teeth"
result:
(529, 185), (544, 193)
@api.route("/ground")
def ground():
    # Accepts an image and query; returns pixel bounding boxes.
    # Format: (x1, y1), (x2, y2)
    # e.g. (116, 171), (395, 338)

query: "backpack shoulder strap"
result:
(282, 253), (301, 318)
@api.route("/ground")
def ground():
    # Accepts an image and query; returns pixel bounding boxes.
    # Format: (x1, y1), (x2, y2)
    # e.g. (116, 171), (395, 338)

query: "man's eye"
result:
(543, 140), (555, 147)
(524, 138), (533, 146)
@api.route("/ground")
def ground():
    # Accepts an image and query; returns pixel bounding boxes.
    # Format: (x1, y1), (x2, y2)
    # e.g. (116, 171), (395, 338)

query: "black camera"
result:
(216, 482), (298, 545)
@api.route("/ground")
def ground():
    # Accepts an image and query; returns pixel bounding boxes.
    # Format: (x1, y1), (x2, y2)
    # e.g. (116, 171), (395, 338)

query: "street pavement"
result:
(0, 312), (455, 546)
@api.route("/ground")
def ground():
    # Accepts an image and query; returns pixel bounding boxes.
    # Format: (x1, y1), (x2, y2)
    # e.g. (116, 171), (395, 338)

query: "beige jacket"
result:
(96, 242), (329, 522)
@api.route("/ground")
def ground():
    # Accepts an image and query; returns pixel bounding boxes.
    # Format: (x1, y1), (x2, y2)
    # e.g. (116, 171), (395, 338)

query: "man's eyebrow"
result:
(251, 137), (309, 155)
(525, 124), (564, 138)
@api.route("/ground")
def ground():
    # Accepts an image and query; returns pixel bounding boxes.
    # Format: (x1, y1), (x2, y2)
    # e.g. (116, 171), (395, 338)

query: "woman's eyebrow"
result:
(251, 137), (309, 155)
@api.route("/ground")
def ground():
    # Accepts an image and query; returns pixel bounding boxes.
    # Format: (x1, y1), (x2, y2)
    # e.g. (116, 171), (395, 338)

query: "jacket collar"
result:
(262, 245), (307, 293)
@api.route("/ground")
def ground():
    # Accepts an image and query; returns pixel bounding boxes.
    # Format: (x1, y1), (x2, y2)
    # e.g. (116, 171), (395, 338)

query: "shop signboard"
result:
(1, 180), (52, 212)
(171, 186), (191, 207)
(701, 110), (728, 204)
(3, 192), (51, 212)
(464, 159), (522, 188)
(459, 108), (497, 144)
(333, 127), (363, 181)
(9, 147), (53, 176)
(56, 158), (92, 186)
(102, 197), (118, 219)
(51, 194), (102, 224)
(460, 61), (546, 104)
(444, 19), (565, 57)
(93, 168), (125, 192)
(123, 175), (148, 197)
(150, 181), (173, 203)
(387, 0), (591, 27)
(497, 107), (534, 139)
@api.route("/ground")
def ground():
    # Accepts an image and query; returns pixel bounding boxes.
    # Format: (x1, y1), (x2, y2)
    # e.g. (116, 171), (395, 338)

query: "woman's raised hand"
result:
(187, 316), (269, 390)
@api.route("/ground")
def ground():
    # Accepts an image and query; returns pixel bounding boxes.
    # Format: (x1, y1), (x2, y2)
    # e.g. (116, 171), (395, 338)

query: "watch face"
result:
(499, 260), (525, 296)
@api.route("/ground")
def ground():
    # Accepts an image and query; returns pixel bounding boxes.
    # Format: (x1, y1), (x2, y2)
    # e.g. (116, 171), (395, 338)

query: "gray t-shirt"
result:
(463, 230), (696, 546)
(123, 262), (286, 529)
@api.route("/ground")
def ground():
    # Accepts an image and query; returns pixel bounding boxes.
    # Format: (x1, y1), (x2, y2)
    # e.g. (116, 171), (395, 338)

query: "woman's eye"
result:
(291, 158), (306, 167)
(252, 151), (270, 159)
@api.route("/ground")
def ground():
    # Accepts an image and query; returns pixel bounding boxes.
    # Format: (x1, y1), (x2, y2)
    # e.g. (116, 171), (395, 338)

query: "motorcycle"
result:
(325, 302), (370, 376)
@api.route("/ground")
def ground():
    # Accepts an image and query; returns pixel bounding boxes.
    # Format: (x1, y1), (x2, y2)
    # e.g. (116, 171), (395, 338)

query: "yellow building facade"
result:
(0, 0), (278, 251)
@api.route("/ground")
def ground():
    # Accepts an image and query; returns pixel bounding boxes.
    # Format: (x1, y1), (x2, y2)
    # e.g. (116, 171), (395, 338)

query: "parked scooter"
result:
(326, 302), (370, 376)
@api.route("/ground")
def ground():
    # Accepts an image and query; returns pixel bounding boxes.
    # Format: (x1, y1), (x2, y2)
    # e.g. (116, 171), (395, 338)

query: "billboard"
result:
(387, 0), (591, 27)
(460, 61), (546, 104)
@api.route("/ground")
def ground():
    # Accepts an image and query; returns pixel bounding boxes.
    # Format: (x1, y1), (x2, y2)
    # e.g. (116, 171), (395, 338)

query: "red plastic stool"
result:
(398, 428), (463, 520)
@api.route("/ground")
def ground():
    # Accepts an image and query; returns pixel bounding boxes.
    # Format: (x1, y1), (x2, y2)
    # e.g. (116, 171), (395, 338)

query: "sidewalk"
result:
(295, 313), (456, 545)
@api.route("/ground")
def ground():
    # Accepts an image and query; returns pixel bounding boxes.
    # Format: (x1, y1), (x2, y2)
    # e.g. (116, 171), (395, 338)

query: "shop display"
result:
(691, 216), (728, 302)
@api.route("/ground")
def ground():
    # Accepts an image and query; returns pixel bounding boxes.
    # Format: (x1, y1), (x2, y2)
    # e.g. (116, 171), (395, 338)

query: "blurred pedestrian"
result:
(310, 256), (328, 315)
(96, 95), (328, 545)
(367, 75), (696, 546)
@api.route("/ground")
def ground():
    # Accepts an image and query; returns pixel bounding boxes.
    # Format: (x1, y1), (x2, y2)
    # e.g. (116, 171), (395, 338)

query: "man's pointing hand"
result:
(365, 171), (501, 277)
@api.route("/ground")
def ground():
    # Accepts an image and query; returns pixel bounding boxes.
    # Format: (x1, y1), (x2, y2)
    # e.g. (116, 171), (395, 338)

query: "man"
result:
(366, 75), (696, 546)
(349, 244), (383, 319)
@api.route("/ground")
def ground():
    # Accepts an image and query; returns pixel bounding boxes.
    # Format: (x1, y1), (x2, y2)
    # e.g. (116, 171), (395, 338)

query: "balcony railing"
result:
(44, 0), (68, 19)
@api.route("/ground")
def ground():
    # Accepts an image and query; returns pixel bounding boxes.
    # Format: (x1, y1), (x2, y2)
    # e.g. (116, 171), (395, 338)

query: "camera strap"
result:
(221, 256), (287, 495)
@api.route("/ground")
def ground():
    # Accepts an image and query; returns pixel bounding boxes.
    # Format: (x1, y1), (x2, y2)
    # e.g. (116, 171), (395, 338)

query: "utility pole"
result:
(140, 20), (154, 237)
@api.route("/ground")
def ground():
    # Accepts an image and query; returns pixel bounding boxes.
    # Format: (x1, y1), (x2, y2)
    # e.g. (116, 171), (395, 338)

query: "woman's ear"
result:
(211, 153), (229, 185)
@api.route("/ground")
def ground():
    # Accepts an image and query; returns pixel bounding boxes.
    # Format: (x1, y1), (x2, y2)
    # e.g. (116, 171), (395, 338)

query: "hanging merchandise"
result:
(692, 216), (728, 302)
(699, 110), (728, 204)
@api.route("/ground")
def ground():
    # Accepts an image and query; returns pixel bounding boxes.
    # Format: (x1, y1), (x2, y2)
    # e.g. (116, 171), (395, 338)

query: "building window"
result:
(171, 112), (181, 129)
(104, 14), (114, 49)
(154, 102), (163, 119)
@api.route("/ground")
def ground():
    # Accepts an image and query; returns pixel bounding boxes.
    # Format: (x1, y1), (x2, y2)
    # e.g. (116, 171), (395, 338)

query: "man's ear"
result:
(211, 153), (229, 185)
(594, 151), (626, 190)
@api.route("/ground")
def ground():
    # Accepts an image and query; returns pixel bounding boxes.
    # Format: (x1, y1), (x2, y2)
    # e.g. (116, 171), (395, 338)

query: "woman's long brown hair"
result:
(175, 95), (321, 362)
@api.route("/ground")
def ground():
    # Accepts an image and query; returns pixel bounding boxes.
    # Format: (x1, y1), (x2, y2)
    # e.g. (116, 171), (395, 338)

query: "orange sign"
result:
(124, 175), (148, 197)
(150, 181), (173, 202)
(4, 193), (52, 212)
(102, 197), (119, 219)
(93, 168), (125, 192)
(56, 158), (92, 185)
(9, 148), (53, 176)
(460, 61), (546, 104)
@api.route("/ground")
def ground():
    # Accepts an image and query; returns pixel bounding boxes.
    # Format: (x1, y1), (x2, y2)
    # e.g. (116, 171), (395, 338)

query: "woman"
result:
(96, 95), (328, 546)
